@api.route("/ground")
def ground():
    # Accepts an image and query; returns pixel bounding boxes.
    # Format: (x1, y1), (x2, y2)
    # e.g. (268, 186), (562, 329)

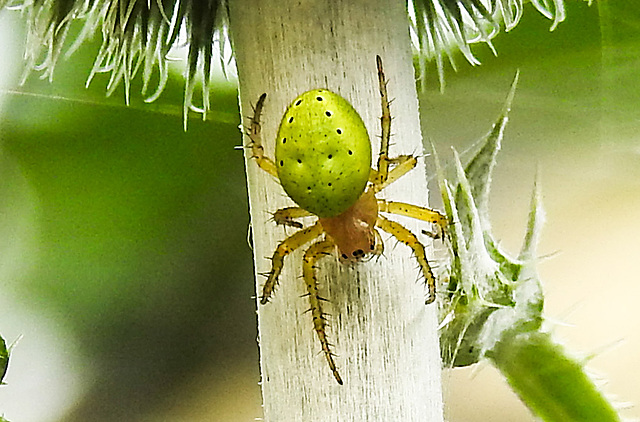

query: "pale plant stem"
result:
(228, 1), (443, 420)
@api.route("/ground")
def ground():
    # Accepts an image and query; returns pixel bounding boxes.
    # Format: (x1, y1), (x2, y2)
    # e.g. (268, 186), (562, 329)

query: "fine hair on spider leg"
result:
(302, 239), (344, 384)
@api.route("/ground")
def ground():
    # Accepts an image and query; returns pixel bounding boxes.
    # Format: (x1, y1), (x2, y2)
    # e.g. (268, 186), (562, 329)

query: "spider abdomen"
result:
(276, 89), (371, 218)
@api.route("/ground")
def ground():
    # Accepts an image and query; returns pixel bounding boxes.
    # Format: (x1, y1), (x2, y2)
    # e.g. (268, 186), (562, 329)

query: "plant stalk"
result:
(228, 0), (444, 420)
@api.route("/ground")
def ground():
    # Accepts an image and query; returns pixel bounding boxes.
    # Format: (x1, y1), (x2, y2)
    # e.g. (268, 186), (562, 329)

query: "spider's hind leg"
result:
(302, 238), (343, 385)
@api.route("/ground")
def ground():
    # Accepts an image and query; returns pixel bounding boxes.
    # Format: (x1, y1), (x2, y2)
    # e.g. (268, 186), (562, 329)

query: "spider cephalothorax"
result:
(247, 56), (446, 385)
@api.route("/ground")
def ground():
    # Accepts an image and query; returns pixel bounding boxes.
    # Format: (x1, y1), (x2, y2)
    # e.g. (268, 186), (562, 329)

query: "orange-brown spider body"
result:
(319, 188), (379, 261)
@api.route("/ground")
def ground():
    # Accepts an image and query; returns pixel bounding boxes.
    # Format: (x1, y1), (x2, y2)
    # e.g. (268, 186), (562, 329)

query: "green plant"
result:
(0, 334), (11, 422)
(437, 75), (622, 421)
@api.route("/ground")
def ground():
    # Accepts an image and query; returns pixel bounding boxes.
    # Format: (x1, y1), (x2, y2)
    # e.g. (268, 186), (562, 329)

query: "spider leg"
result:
(247, 93), (279, 177)
(302, 238), (343, 385)
(373, 228), (384, 256)
(370, 155), (418, 192)
(376, 215), (437, 304)
(377, 200), (447, 239)
(370, 57), (420, 192)
(261, 222), (323, 304)
(272, 206), (314, 229)
(372, 55), (392, 188)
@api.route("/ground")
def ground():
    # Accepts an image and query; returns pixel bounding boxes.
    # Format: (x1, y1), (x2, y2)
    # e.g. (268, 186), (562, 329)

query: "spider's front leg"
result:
(247, 93), (279, 177)
(302, 238), (343, 385)
(376, 216), (438, 304)
(261, 222), (323, 304)
(377, 200), (448, 239)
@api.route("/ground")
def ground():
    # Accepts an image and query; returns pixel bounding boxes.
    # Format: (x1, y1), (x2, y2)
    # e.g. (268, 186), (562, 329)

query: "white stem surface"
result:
(228, 1), (443, 420)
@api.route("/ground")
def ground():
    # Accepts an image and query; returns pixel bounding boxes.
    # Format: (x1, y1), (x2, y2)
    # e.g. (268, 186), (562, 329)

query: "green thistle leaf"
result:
(0, 335), (8, 385)
(436, 71), (622, 421)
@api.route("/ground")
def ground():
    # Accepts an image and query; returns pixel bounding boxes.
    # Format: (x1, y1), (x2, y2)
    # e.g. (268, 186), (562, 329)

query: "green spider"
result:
(247, 56), (446, 385)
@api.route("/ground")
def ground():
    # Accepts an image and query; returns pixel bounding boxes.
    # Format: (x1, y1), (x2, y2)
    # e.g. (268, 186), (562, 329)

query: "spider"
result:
(247, 56), (447, 385)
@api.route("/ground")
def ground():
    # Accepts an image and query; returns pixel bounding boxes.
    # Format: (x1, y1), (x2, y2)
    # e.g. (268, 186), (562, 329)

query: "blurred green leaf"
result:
(0, 335), (8, 385)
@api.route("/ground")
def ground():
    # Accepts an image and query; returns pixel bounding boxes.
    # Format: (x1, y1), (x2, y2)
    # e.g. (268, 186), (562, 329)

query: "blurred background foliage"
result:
(0, 9), (258, 421)
(0, 1), (638, 421)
